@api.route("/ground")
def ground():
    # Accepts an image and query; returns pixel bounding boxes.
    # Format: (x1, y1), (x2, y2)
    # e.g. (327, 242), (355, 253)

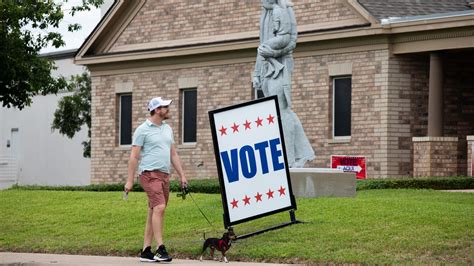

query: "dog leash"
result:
(187, 192), (216, 229)
(178, 186), (225, 239)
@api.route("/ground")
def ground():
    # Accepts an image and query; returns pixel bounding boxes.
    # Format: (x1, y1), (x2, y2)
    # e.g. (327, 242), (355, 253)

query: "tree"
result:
(52, 72), (91, 158)
(0, 0), (103, 110)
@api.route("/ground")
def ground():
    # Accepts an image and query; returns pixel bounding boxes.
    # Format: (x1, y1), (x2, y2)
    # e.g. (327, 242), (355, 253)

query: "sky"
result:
(39, 0), (110, 54)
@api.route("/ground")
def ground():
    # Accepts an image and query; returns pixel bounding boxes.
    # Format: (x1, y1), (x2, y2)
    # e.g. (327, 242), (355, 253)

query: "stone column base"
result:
(413, 137), (458, 177)
(468, 136), (474, 177)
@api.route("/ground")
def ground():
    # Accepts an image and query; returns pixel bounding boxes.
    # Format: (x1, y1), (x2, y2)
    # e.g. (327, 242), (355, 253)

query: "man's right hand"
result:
(124, 180), (133, 193)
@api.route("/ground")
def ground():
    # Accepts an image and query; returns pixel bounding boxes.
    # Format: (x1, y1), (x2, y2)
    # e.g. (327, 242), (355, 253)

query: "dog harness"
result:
(218, 239), (229, 251)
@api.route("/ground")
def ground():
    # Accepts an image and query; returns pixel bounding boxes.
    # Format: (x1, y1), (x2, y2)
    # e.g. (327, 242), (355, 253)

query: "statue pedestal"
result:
(289, 168), (356, 198)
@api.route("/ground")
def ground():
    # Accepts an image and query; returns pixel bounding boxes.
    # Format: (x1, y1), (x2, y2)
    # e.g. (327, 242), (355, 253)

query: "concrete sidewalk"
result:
(0, 252), (292, 266)
(440, 189), (474, 193)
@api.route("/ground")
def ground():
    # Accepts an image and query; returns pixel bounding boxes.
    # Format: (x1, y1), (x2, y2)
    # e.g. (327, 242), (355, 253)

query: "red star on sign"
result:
(243, 120), (251, 130)
(267, 114), (275, 124)
(255, 117), (263, 127)
(243, 195), (251, 205)
(219, 126), (227, 136)
(231, 122), (239, 133)
(278, 186), (286, 196)
(266, 189), (274, 199)
(230, 198), (238, 209)
(255, 192), (263, 202)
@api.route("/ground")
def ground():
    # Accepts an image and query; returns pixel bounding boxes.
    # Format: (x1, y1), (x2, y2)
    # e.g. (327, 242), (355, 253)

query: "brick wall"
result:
(403, 52), (474, 177)
(90, 51), (474, 183)
(443, 53), (474, 176)
(91, 63), (254, 183)
(413, 137), (459, 177)
(90, 48), (394, 183)
(111, 0), (360, 51)
(294, 50), (390, 178)
(384, 52), (474, 177)
(387, 54), (429, 177)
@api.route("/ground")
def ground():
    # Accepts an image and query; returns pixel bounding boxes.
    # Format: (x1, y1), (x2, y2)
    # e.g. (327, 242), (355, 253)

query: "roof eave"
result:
(379, 11), (474, 34)
(74, 23), (373, 66)
(381, 10), (474, 26)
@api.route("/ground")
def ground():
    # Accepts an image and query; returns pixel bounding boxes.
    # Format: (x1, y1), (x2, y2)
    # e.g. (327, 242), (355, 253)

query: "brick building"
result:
(75, 0), (474, 183)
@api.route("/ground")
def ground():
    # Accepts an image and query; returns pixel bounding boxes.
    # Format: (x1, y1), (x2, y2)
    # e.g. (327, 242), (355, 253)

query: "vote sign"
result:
(331, 155), (367, 179)
(209, 96), (296, 227)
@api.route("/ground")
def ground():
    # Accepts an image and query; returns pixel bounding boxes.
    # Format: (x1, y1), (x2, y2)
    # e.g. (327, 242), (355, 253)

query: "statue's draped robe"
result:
(254, 5), (315, 167)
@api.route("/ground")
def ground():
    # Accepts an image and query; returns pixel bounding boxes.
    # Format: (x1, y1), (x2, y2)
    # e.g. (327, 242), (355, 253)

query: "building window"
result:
(333, 76), (352, 137)
(182, 89), (197, 143)
(119, 94), (132, 145)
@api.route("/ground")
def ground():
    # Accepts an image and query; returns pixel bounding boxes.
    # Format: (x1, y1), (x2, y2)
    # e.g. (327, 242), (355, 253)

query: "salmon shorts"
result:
(139, 170), (170, 209)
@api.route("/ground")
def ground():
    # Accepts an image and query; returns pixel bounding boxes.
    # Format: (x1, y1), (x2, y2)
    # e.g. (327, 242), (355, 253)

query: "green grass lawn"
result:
(0, 189), (472, 264)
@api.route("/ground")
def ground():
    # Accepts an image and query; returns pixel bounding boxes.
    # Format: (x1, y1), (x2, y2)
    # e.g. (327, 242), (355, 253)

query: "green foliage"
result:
(172, 178), (221, 194)
(10, 183), (142, 192)
(10, 177), (473, 193)
(0, 0), (103, 109)
(10, 178), (222, 193)
(357, 177), (474, 191)
(0, 189), (473, 263)
(52, 72), (91, 157)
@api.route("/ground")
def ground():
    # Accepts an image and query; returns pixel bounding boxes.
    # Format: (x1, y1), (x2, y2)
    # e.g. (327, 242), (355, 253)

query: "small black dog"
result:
(200, 230), (236, 263)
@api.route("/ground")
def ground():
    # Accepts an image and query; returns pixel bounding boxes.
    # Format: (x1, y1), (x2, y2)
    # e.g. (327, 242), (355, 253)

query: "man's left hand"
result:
(180, 175), (188, 188)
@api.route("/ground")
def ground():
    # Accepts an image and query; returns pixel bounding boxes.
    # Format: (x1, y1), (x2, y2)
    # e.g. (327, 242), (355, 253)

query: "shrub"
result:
(356, 177), (474, 191)
(9, 177), (473, 193)
(10, 179), (221, 193)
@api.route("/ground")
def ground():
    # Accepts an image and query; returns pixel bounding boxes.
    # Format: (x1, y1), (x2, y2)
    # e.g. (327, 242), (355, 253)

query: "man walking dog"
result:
(125, 97), (187, 262)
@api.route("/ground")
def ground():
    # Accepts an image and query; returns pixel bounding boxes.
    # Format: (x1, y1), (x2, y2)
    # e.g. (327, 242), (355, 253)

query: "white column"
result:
(428, 52), (443, 137)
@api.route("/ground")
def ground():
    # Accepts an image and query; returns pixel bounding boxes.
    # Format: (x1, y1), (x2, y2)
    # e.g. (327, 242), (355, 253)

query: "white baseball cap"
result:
(148, 97), (172, 111)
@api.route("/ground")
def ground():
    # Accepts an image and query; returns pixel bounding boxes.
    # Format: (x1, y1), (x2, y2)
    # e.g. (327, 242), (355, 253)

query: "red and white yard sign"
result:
(331, 155), (367, 179)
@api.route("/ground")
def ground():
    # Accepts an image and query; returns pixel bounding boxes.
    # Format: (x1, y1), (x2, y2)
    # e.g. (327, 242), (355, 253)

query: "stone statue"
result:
(253, 0), (315, 168)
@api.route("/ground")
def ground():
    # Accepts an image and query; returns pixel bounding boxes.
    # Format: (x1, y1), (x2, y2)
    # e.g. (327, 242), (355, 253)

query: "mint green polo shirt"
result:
(132, 119), (175, 174)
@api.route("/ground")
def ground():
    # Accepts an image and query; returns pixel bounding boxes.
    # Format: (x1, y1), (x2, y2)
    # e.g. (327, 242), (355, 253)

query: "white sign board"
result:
(209, 96), (296, 227)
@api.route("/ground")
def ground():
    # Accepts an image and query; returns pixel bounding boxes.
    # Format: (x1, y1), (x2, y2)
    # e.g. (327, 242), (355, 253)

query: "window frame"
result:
(118, 93), (132, 146)
(332, 76), (352, 139)
(181, 88), (197, 144)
